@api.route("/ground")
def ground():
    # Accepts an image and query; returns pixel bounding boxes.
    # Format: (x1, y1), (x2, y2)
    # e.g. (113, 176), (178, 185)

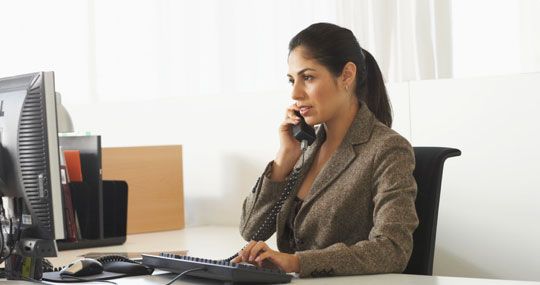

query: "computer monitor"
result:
(0, 72), (65, 278)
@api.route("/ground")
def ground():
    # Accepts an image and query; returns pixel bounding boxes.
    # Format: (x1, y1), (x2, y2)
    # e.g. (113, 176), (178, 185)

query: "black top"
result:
(284, 196), (304, 251)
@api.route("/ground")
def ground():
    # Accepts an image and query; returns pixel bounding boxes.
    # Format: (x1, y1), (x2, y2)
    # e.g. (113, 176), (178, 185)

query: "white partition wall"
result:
(409, 73), (540, 282)
(387, 83), (412, 141)
(67, 94), (288, 226)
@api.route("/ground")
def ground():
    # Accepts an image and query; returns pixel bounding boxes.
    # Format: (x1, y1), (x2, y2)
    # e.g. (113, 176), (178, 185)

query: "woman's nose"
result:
(291, 84), (305, 100)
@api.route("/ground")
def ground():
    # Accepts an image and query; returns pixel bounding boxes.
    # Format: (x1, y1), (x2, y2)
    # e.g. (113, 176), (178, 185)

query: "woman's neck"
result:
(322, 100), (359, 148)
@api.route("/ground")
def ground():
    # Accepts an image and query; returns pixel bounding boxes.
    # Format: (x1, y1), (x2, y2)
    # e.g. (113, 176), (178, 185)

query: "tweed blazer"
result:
(239, 102), (419, 278)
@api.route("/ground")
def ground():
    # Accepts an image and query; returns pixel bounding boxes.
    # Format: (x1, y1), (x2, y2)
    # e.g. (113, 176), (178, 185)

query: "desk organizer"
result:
(57, 180), (128, 250)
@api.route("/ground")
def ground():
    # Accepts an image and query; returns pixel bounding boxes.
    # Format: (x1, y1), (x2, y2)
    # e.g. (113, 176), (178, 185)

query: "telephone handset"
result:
(292, 111), (316, 148)
(224, 112), (316, 263)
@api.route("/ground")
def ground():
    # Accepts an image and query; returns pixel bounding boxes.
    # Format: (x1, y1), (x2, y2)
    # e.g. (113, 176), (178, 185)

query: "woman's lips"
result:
(299, 106), (312, 116)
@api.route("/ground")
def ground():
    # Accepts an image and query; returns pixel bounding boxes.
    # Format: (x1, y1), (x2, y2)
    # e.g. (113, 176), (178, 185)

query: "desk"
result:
(2, 226), (539, 284)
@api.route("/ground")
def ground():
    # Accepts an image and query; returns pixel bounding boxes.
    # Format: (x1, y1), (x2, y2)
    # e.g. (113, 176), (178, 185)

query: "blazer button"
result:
(295, 238), (304, 245)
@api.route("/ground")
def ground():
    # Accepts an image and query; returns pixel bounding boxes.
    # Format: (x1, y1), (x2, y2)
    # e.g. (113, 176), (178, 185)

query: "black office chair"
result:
(403, 147), (461, 275)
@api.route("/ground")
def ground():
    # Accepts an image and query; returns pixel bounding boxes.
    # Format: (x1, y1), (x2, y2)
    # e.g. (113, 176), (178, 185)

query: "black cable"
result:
(15, 198), (23, 242)
(0, 218), (14, 264)
(20, 276), (47, 284)
(0, 203), (5, 262)
(0, 226), (4, 260)
(0, 200), (23, 265)
(59, 275), (118, 284)
(224, 142), (308, 263)
(165, 267), (205, 285)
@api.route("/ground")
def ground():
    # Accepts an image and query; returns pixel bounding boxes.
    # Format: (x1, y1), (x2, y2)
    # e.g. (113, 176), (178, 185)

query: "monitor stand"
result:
(4, 239), (57, 280)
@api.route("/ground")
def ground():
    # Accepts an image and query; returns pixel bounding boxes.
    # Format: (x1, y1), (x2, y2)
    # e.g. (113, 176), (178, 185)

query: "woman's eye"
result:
(288, 78), (295, 85)
(303, 75), (314, 81)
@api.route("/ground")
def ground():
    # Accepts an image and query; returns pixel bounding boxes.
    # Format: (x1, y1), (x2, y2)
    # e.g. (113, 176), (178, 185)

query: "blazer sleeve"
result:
(239, 161), (288, 241)
(295, 135), (419, 277)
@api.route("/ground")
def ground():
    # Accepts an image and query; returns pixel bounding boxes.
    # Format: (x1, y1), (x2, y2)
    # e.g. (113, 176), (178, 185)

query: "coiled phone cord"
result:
(224, 140), (308, 262)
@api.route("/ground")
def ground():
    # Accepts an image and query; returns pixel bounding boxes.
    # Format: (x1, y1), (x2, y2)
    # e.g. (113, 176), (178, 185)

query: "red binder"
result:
(60, 166), (78, 242)
(59, 148), (79, 242)
(64, 150), (83, 182)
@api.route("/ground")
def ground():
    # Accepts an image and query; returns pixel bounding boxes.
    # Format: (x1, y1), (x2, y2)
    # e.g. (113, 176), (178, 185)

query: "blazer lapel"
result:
(299, 102), (376, 211)
(302, 142), (356, 207)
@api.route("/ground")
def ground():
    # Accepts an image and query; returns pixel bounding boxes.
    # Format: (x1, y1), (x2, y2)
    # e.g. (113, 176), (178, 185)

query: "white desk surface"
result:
(2, 226), (539, 285)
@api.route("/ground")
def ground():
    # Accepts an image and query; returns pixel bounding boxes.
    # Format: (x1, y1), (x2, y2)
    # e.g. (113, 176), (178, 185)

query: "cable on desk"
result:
(165, 267), (206, 285)
(59, 275), (118, 284)
(20, 276), (47, 284)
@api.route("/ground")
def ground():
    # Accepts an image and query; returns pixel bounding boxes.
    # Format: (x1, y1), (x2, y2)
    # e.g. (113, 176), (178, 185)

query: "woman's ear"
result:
(340, 62), (357, 90)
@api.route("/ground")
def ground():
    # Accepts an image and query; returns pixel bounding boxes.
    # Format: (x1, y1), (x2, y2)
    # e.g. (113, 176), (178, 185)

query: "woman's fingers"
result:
(254, 250), (274, 267)
(285, 105), (301, 120)
(232, 243), (299, 273)
(240, 240), (257, 262)
(254, 251), (284, 271)
(232, 241), (269, 264)
(281, 105), (301, 130)
(284, 116), (300, 126)
(231, 254), (242, 263)
(248, 241), (269, 262)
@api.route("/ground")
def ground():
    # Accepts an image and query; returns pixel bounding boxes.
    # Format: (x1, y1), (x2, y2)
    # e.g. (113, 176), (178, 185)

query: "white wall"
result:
(64, 72), (540, 282)
(67, 94), (288, 226)
(409, 73), (540, 282)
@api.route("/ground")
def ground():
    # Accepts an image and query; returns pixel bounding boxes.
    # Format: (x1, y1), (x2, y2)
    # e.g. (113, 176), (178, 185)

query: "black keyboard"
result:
(141, 253), (292, 284)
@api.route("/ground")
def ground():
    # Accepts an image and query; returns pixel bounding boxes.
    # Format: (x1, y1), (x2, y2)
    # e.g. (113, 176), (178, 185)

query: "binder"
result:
(63, 150), (83, 182)
(58, 136), (102, 240)
(59, 148), (77, 242)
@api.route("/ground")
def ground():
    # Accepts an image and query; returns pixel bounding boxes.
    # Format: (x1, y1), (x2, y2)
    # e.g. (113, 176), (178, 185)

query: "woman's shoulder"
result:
(369, 120), (413, 154)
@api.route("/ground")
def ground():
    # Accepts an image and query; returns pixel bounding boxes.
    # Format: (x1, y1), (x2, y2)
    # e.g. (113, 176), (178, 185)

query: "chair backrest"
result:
(403, 147), (461, 275)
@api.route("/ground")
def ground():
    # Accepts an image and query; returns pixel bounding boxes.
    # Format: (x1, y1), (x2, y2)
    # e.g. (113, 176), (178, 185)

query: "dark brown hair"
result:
(289, 23), (392, 127)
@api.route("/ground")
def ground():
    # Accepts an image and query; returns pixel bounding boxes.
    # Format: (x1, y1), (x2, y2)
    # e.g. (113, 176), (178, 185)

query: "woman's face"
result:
(287, 47), (352, 126)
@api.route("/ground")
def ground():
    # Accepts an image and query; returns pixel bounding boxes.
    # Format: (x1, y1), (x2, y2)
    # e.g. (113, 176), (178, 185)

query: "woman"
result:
(232, 23), (418, 278)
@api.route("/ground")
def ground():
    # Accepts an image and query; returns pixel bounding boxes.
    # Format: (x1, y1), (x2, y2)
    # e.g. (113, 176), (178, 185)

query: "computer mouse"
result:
(60, 258), (104, 277)
(103, 261), (154, 276)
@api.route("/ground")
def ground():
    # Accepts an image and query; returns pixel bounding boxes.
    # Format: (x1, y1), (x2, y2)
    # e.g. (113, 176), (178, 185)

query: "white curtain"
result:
(2, 0), (540, 105)
(337, 0), (453, 82)
(90, 0), (455, 101)
(91, 0), (340, 102)
(519, 1), (540, 73)
(0, 0), (450, 104)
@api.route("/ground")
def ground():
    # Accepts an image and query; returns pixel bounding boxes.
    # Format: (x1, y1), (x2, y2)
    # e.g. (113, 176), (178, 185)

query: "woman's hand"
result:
(231, 241), (300, 273)
(271, 104), (304, 182)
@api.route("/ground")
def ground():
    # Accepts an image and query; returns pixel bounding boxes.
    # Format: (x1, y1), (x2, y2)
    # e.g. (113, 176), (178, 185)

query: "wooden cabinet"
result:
(102, 145), (184, 234)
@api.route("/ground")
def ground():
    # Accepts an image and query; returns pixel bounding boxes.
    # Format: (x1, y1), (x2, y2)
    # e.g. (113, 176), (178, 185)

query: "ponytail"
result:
(357, 49), (392, 128)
